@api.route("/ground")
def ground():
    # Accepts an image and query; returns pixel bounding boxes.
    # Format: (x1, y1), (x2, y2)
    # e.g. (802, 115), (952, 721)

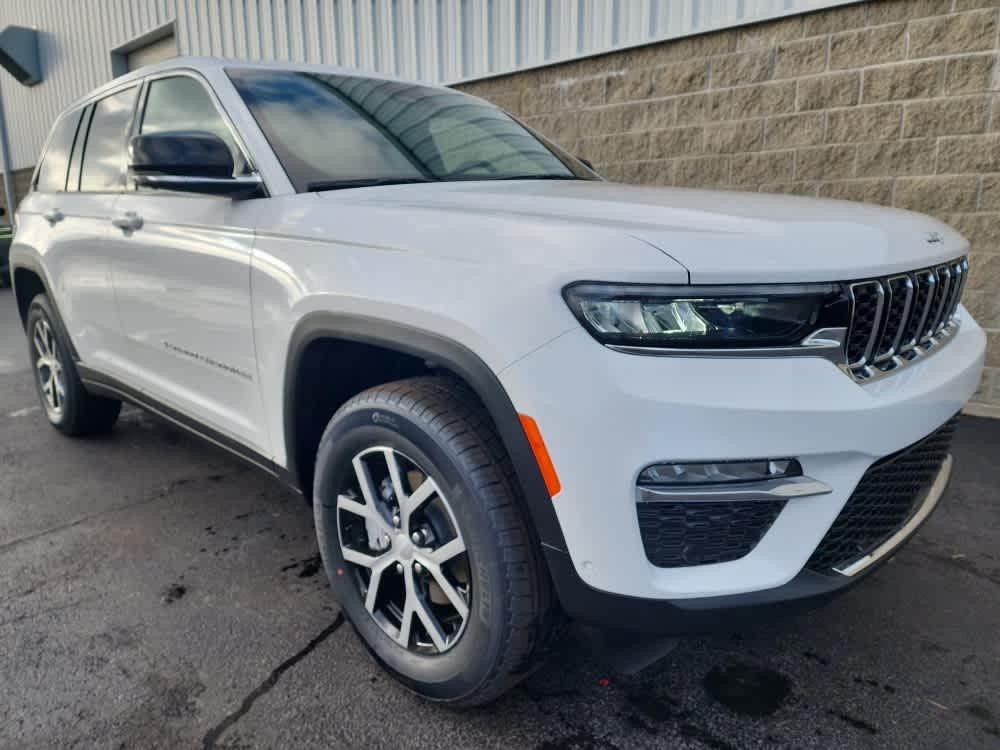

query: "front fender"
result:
(281, 310), (571, 558)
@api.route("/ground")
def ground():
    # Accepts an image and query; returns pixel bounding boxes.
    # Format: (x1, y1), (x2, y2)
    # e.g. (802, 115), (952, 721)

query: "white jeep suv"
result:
(10, 58), (986, 706)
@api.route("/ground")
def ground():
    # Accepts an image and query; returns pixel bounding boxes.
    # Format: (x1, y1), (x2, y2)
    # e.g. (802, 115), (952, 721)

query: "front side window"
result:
(228, 68), (595, 192)
(140, 75), (246, 175)
(79, 87), (138, 192)
(35, 109), (84, 192)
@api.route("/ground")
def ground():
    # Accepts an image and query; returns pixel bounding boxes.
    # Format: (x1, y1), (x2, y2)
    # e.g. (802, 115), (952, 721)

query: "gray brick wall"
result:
(456, 0), (1000, 415)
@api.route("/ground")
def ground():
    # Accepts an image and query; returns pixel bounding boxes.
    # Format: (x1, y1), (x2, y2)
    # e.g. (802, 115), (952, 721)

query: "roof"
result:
(66, 55), (444, 112)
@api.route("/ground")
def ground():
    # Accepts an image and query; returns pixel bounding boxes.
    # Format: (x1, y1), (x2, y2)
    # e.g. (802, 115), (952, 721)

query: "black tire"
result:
(314, 376), (560, 706)
(26, 293), (121, 436)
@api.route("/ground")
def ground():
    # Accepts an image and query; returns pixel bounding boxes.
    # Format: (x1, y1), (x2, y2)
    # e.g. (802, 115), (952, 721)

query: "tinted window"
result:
(140, 75), (245, 175)
(79, 87), (138, 192)
(36, 109), (83, 192)
(228, 69), (594, 192)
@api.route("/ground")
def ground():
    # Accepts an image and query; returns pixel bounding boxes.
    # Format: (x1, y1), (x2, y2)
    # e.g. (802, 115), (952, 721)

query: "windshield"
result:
(227, 68), (598, 192)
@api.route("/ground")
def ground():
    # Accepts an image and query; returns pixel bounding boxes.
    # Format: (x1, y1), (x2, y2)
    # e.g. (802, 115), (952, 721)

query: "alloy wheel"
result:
(336, 446), (471, 654)
(33, 319), (66, 417)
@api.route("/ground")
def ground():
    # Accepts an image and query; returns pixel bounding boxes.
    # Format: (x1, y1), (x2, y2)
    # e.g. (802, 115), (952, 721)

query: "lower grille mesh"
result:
(637, 500), (785, 568)
(806, 416), (959, 574)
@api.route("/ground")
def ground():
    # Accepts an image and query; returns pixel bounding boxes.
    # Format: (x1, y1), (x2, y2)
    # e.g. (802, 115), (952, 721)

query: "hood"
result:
(326, 180), (967, 283)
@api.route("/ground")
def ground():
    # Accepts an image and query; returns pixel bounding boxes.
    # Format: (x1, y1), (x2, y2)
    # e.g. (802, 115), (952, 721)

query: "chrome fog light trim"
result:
(637, 475), (832, 503)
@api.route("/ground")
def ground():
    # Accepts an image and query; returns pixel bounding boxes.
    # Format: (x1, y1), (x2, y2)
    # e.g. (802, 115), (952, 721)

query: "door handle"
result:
(111, 211), (143, 232)
(43, 208), (64, 225)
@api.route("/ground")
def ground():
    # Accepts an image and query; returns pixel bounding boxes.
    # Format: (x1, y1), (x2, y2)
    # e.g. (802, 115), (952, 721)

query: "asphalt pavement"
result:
(0, 286), (997, 749)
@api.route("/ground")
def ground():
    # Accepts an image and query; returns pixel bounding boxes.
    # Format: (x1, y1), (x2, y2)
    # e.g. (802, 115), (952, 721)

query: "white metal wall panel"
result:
(0, 0), (860, 170)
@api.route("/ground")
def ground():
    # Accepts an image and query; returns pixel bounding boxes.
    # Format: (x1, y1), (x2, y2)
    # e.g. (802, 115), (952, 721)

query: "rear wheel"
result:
(314, 376), (559, 706)
(26, 294), (121, 435)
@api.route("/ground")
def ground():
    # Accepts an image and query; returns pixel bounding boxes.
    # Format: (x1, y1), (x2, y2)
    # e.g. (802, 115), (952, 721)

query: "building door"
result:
(126, 33), (176, 72)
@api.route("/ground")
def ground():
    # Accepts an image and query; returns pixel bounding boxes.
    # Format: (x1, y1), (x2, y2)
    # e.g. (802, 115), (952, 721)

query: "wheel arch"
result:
(283, 312), (569, 554)
(11, 255), (80, 361)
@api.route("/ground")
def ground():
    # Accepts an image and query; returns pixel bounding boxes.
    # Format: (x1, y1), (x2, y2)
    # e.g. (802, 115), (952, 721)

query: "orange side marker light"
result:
(518, 414), (562, 498)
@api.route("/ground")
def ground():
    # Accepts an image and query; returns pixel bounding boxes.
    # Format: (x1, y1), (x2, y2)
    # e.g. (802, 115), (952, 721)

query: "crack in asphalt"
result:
(0, 473), (240, 555)
(201, 613), (346, 749)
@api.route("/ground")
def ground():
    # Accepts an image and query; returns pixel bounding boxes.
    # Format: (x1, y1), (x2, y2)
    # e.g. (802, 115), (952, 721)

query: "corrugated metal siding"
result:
(0, 0), (858, 170)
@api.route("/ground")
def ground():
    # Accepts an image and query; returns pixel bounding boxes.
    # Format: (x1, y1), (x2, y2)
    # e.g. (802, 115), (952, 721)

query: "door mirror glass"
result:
(130, 131), (234, 177)
(127, 132), (262, 198)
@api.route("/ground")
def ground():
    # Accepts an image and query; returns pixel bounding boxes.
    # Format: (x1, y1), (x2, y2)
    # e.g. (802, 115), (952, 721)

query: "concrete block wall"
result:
(456, 0), (1000, 416)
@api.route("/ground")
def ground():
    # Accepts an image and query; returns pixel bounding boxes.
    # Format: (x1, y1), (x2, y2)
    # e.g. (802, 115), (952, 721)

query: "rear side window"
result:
(35, 109), (83, 192)
(79, 87), (138, 192)
(139, 75), (246, 175)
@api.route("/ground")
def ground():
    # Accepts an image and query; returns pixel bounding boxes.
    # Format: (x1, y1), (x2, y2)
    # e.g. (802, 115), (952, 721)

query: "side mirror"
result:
(128, 131), (263, 198)
(578, 157), (595, 171)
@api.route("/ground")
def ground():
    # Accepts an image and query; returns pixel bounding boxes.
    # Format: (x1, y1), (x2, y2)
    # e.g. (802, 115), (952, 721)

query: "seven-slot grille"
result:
(846, 257), (968, 379)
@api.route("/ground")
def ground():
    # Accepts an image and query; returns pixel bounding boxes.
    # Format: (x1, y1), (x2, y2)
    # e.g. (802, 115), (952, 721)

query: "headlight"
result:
(563, 282), (848, 349)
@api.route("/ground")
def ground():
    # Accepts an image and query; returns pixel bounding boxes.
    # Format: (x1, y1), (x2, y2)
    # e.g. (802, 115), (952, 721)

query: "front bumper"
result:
(500, 307), (985, 629)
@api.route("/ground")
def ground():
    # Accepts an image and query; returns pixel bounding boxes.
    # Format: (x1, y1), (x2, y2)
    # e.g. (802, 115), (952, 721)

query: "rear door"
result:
(17, 86), (138, 372)
(108, 71), (268, 455)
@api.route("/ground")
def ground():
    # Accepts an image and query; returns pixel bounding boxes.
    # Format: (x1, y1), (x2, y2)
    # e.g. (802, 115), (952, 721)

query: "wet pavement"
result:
(0, 286), (997, 749)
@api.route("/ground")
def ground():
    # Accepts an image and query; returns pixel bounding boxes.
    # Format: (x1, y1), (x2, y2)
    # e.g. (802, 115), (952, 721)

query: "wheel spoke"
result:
(396, 568), (417, 647)
(421, 559), (469, 620)
(42, 323), (55, 358)
(337, 493), (370, 520)
(382, 449), (408, 506)
(337, 493), (390, 535)
(33, 331), (47, 359)
(399, 476), (438, 521)
(414, 595), (449, 652)
(352, 455), (380, 507)
(364, 557), (395, 613)
(341, 546), (382, 568)
(426, 537), (466, 565)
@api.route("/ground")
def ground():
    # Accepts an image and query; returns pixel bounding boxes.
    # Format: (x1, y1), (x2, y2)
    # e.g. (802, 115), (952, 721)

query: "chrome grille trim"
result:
(901, 270), (936, 354)
(844, 256), (967, 384)
(943, 258), (967, 324)
(926, 264), (953, 339)
(874, 274), (913, 362)
(846, 281), (885, 368)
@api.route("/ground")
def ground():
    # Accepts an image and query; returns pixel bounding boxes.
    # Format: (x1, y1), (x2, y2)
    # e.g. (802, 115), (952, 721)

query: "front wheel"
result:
(314, 377), (559, 706)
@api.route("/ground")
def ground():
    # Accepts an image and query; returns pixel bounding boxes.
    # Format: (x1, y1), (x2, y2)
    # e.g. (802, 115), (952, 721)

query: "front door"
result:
(108, 72), (268, 456)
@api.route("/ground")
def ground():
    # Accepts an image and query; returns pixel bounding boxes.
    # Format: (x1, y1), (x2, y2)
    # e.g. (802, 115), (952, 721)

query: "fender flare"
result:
(283, 311), (570, 554)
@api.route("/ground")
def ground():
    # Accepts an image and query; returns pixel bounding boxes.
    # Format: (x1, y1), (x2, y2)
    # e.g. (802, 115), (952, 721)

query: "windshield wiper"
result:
(482, 174), (581, 181)
(306, 177), (436, 192)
